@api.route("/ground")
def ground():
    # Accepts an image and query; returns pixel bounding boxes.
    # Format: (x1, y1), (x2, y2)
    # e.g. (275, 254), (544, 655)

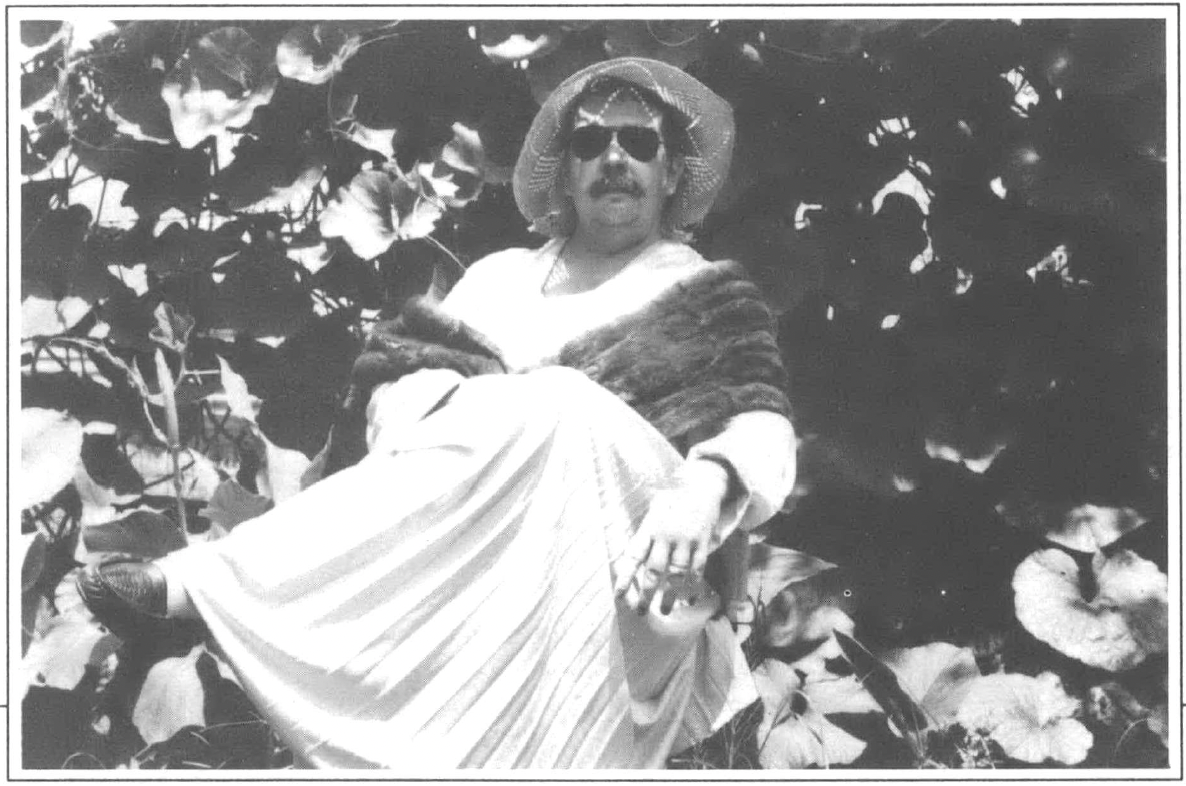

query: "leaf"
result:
(439, 121), (510, 187)
(1043, 504), (1148, 553)
(343, 119), (399, 159)
(603, 21), (709, 69)
(204, 247), (313, 339)
(160, 27), (279, 149)
(22, 579), (121, 692)
(929, 185), (1064, 277)
(257, 434), (311, 504)
(82, 508), (187, 559)
(879, 642), (982, 730)
(276, 22), (366, 85)
(144, 224), (227, 278)
(22, 204), (106, 303)
(133, 644), (207, 745)
(706, 214), (834, 317)
(20, 532), (49, 593)
(73, 467), (127, 528)
(747, 542), (837, 605)
(478, 22), (565, 63)
(922, 405), (1013, 475)
(320, 168), (445, 259)
(80, 431), (144, 496)
(124, 434), (221, 502)
(525, 33), (606, 105)
(757, 20), (908, 59)
(216, 355), (259, 423)
(754, 658), (880, 768)
(20, 408), (84, 510)
(757, 567), (859, 650)
(89, 50), (175, 143)
(212, 137), (328, 213)
(21, 60), (60, 109)
(21, 295), (93, 340)
(835, 630), (929, 744)
(1013, 548), (1168, 671)
(149, 302), (195, 355)
(21, 20), (62, 47)
(201, 479), (269, 539)
(957, 672), (1093, 765)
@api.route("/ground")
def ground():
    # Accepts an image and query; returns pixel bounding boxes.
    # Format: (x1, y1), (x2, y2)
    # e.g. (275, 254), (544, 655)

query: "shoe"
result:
(77, 555), (171, 640)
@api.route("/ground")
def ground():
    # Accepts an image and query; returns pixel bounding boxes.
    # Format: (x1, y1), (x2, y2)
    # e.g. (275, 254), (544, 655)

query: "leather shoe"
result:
(77, 555), (171, 639)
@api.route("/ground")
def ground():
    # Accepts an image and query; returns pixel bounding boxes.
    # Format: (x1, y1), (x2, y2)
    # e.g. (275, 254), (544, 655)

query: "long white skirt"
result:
(160, 367), (756, 769)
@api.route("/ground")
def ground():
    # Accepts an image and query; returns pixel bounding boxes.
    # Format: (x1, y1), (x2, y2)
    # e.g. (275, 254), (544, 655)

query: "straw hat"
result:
(513, 57), (735, 236)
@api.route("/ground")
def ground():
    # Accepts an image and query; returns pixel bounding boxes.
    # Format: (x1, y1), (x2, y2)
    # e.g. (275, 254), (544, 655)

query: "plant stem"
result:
(154, 349), (189, 543)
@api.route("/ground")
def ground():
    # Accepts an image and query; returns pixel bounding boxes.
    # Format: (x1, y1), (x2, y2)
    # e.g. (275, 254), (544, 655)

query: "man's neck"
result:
(543, 228), (664, 296)
(565, 225), (662, 266)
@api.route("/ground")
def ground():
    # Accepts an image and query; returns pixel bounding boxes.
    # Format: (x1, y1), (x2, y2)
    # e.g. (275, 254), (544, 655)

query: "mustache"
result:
(589, 174), (644, 198)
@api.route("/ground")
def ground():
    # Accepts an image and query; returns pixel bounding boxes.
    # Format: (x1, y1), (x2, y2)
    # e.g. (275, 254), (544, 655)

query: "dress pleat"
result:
(161, 367), (755, 769)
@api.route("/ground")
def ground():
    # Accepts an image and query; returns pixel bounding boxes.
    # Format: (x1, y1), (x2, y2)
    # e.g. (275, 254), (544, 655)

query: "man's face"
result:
(563, 92), (683, 240)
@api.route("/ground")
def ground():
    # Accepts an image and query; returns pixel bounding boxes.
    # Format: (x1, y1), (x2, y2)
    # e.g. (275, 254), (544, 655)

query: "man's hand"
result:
(612, 458), (731, 614)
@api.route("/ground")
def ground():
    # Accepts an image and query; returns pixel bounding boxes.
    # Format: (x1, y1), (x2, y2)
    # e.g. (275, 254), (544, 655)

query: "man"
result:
(80, 57), (795, 768)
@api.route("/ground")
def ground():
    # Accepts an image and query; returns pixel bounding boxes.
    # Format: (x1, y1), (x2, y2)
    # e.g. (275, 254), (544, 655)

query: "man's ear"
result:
(664, 156), (685, 196)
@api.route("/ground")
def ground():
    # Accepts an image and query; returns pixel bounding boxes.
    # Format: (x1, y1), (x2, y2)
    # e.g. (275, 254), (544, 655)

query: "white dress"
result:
(159, 239), (796, 769)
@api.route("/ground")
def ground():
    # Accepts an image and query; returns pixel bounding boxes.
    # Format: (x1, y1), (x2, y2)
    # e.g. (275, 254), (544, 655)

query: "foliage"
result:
(19, 17), (1167, 770)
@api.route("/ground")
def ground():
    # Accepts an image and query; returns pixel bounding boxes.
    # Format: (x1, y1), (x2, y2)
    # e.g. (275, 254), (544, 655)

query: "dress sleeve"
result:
(686, 410), (797, 541)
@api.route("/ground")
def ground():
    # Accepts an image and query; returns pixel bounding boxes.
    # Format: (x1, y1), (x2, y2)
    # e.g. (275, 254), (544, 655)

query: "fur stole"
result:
(320, 260), (789, 477)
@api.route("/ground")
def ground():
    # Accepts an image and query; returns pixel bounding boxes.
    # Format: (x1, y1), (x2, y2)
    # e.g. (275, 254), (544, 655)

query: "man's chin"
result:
(593, 201), (642, 226)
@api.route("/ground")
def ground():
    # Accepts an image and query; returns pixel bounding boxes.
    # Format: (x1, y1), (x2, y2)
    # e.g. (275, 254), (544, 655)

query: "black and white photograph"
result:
(11, 5), (1180, 775)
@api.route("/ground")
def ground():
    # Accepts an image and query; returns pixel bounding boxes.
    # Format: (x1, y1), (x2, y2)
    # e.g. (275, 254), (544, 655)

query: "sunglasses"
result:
(568, 125), (663, 162)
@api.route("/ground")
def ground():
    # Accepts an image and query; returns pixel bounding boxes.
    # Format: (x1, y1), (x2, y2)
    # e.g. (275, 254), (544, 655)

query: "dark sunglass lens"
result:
(617, 127), (660, 162)
(570, 127), (611, 160)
